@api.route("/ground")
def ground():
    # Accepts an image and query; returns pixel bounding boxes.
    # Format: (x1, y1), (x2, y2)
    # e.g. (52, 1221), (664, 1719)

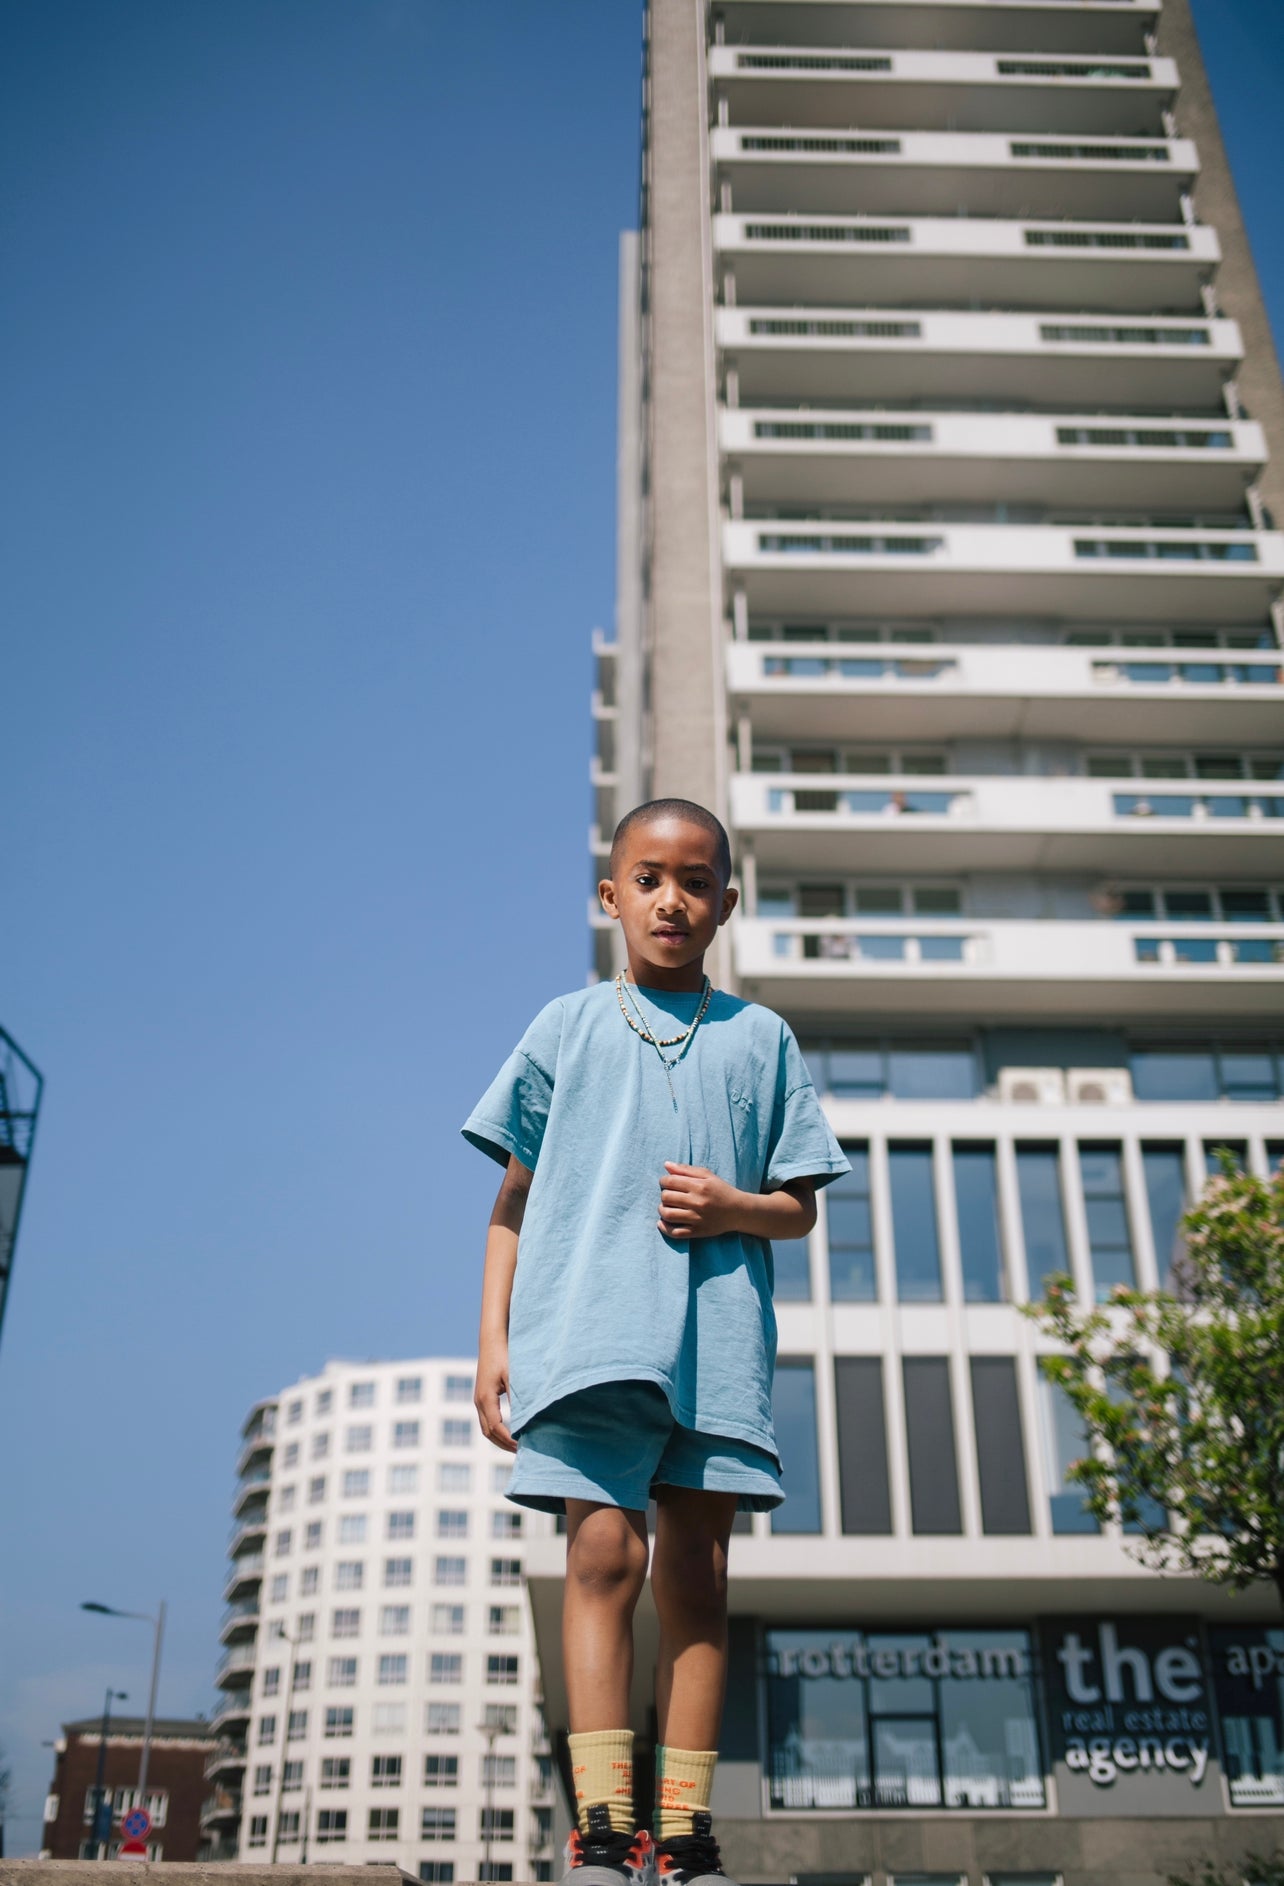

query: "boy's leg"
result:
(564, 1499), (649, 1839)
(650, 1485), (738, 1845)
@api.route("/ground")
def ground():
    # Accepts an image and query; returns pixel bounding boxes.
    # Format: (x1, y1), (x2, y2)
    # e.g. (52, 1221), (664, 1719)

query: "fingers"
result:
(475, 1384), (518, 1454)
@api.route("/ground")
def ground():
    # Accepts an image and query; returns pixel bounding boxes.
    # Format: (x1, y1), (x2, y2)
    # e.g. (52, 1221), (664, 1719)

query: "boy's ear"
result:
(718, 883), (739, 926)
(598, 877), (620, 921)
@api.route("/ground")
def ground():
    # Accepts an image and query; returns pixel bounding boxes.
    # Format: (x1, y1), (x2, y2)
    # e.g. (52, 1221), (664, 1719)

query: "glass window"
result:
(378, 1654), (408, 1685)
(422, 1808), (457, 1841)
(319, 1757), (350, 1786)
(435, 1556), (468, 1586)
(889, 1144), (942, 1302)
(765, 1627), (1043, 1812)
(384, 1557), (413, 1587)
(430, 1653), (463, 1684)
(828, 1146), (876, 1301)
(1131, 1049), (1218, 1101)
(830, 1046), (885, 1097)
(396, 1375), (422, 1403)
(913, 886), (961, 915)
(1221, 1051), (1279, 1101)
(387, 1511), (415, 1540)
(420, 1866), (456, 1883)
(438, 1461), (472, 1491)
(1163, 889), (1214, 919)
(368, 1805), (400, 1841)
(1015, 1145), (1070, 1297)
(771, 1360), (821, 1535)
(342, 1469), (369, 1497)
(903, 1358), (961, 1535)
(442, 1418), (472, 1446)
(1209, 1626), (1284, 1807)
(834, 1357), (891, 1535)
(1141, 1144), (1186, 1289)
(888, 1046), (977, 1100)
(338, 1515), (366, 1544)
(432, 1604), (466, 1635)
(953, 1145), (1004, 1302)
(444, 1373), (472, 1401)
(854, 885), (901, 914)
(328, 1656), (357, 1686)
(427, 1701), (461, 1734)
(970, 1359), (1031, 1536)
(394, 1420), (421, 1448)
(1079, 1143), (1135, 1298)
(389, 1463), (419, 1493)
(1040, 1380), (1098, 1535)
(1205, 1139), (1248, 1175)
(381, 1605), (411, 1636)
(1220, 888), (1271, 922)
(349, 1381), (375, 1407)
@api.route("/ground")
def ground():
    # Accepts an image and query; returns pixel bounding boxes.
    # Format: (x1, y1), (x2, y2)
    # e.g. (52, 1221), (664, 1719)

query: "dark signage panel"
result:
(1038, 1617), (1219, 1818)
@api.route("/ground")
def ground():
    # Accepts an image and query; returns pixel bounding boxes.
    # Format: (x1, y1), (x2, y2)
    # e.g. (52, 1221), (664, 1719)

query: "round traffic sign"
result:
(122, 1807), (151, 1841)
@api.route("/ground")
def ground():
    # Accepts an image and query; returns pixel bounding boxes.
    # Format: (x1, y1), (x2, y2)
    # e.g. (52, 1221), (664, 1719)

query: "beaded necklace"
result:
(614, 971), (713, 1104)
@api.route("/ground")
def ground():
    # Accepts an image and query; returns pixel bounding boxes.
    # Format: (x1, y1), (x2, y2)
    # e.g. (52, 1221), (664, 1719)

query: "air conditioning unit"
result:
(1068, 1067), (1134, 1106)
(998, 1067), (1066, 1105)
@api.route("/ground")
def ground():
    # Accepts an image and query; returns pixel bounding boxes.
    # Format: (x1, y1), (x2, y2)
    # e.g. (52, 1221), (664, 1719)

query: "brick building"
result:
(40, 1715), (214, 1861)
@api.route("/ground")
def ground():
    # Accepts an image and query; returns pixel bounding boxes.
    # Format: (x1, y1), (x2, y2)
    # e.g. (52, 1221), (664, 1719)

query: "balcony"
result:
(721, 408), (1265, 512)
(730, 770), (1284, 872)
(722, 519), (1284, 622)
(219, 1597), (261, 1645)
(203, 1740), (247, 1784)
(709, 44), (1178, 136)
(713, 128), (1197, 222)
(209, 1690), (253, 1739)
(714, 212), (1217, 314)
(717, 307), (1243, 412)
(715, 2), (1160, 57)
(227, 1513), (268, 1557)
(231, 1469), (271, 1518)
(215, 1642), (259, 1688)
(199, 1787), (243, 1831)
(223, 1551), (265, 1601)
(727, 639), (1284, 745)
(735, 915), (1284, 1017)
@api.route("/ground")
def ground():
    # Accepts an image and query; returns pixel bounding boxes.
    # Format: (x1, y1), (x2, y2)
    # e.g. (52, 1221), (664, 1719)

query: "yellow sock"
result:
(655, 1745), (717, 1839)
(568, 1728), (635, 1836)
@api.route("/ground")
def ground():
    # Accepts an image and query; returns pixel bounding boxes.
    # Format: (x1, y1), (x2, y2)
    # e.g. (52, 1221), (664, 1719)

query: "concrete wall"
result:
(1160, 0), (1284, 526)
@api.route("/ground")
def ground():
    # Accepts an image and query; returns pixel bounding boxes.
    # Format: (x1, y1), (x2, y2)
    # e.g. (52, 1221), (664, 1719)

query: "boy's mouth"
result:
(653, 925), (690, 945)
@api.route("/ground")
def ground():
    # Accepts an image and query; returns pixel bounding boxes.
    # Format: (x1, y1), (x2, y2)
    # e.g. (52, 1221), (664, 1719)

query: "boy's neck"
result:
(623, 954), (710, 994)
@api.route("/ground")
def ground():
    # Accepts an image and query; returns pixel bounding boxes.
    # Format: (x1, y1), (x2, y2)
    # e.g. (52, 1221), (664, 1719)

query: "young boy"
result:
(463, 799), (847, 1886)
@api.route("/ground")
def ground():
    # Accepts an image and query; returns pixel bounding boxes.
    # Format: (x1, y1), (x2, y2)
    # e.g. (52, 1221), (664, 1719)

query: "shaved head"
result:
(609, 799), (733, 882)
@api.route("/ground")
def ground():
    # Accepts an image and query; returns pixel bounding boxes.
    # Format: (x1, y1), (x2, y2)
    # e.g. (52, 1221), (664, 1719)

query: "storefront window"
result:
(1209, 1626), (1284, 1807)
(764, 1627), (1045, 1812)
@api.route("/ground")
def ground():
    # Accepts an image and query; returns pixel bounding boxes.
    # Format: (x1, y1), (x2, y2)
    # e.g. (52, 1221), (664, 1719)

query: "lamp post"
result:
(477, 1715), (502, 1882)
(269, 1622), (300, 1865)
(81, 1601), (167, 1810)
(89, 1690), (128, 1859)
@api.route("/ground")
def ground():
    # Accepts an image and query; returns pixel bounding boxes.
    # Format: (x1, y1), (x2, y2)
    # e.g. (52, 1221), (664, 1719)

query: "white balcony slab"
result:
(715, 211), (1217, 313)
(730, 770), (1284, 873)
(713, 127), (1197, 222)
(709, 44), (1178, 135)
(726, 639), (1284, 745)
(734, 915), (1284, 1017)
(716, 1), (1159, 56)
(718, 306), (1243, 410)
(721, 408), (1264, 511)
(722, 519), (1284, 622)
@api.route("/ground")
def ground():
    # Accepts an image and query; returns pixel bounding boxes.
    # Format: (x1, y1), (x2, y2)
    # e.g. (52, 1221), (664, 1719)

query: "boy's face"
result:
(599, 814), (738, 987)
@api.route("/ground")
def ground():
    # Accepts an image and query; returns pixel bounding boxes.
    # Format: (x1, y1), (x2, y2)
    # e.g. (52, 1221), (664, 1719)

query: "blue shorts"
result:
(507, 1379), (784, 1515)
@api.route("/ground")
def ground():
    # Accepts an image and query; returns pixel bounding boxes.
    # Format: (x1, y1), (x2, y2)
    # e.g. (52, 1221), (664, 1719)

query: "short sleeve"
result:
(764, 1026), (850, 1191)
(461, 1000), (563, 1171)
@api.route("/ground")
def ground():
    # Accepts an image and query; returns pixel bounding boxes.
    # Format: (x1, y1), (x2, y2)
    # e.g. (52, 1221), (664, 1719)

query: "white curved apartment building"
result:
(574, 3), (1284, 1883)
(204, 1360), (558, 1881)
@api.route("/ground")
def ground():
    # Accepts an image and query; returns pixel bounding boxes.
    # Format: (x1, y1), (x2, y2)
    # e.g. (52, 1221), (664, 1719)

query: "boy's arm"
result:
(474, 1153), (534, 1453)
(658, 1164), (817, 1241)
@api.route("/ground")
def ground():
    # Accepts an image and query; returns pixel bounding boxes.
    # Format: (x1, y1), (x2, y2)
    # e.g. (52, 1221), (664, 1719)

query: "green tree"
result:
(1167, 1850), (1284, 1886)
(1025, 1154), (1284, 1608)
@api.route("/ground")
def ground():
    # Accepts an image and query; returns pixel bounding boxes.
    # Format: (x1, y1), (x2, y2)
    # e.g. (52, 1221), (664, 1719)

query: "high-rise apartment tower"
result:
(563, 3), (1284, 1882)
(205, 1360), (558, 1881)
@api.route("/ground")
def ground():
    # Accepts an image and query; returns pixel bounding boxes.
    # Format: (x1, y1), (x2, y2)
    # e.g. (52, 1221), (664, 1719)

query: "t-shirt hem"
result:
(461, 1119), (539, 1171)
(512, 1362), (781, 1466)
(767, 1154), (851, 1190)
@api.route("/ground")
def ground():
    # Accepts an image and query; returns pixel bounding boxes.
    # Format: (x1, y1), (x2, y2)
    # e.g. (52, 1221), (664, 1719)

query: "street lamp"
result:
(268, 1621), (301, 1865)
(476, 1714), (505, 1882)
(89, 1690), (128, 1860)
(81, 1601), (167, 1811)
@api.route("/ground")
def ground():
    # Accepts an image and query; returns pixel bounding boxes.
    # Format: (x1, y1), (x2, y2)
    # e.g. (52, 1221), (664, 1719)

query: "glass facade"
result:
(953, 1145), (1004, 1302)
(771, 1359), (821, 1535)
(1079, 1144), (1135, 1299)
(1041, 1380), (1098, 1536)
(828, 1145), (876, 1300)
(765, 1627), (1045, 1812)
(1141, 1144), (1186, 1288)
(889, 1144), (942, 1302)
(1015, 1145), (1070, 1295)
(1210, 1626), (1284, 1807)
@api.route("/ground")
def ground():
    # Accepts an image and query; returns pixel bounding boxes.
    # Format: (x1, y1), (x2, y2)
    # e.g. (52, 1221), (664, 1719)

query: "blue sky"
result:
(0, 0), (1280, 1851)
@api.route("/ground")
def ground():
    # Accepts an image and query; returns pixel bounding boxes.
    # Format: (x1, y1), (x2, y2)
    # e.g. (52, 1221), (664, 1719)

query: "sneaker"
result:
(653, 1811), (735, 1885)
(562, 1802), (655, 1885)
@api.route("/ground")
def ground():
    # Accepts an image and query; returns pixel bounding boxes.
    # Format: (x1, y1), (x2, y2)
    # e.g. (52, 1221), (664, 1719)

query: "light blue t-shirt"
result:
(462, 980), (849, 1461)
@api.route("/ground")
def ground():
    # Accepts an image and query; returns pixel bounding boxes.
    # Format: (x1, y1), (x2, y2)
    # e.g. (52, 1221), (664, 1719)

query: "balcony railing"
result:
(722, 520), (1284, 622)
(203, 1740), (247, 1783)
(730, 771), (1284, 872)
(716, 306), (1243, 410)
(215, 1643), (259, 1682)
(714, 211), (1215, 312)
(720, 407), (1265, 510)
(734, 917), (1284, 1015)
(709, 44), (1178, 134)
(725, 639), (1284, 746)
(714, 1), (1160, 61)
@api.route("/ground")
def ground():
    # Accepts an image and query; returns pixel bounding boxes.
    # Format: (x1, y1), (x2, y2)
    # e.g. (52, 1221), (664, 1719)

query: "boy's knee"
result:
(567, 1507), (649, 1598)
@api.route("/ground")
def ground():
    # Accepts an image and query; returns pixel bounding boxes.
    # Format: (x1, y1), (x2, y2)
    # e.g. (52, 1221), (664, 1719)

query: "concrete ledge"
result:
(0, 1869), (434, 1886)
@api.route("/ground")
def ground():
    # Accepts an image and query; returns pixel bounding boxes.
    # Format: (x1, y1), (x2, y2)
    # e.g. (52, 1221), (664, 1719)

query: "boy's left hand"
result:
(659, 1163), (743, 1239)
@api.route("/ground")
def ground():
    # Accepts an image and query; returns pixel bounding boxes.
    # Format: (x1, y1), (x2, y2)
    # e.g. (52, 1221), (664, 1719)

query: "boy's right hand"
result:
(474, 1340), (517, 1453)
